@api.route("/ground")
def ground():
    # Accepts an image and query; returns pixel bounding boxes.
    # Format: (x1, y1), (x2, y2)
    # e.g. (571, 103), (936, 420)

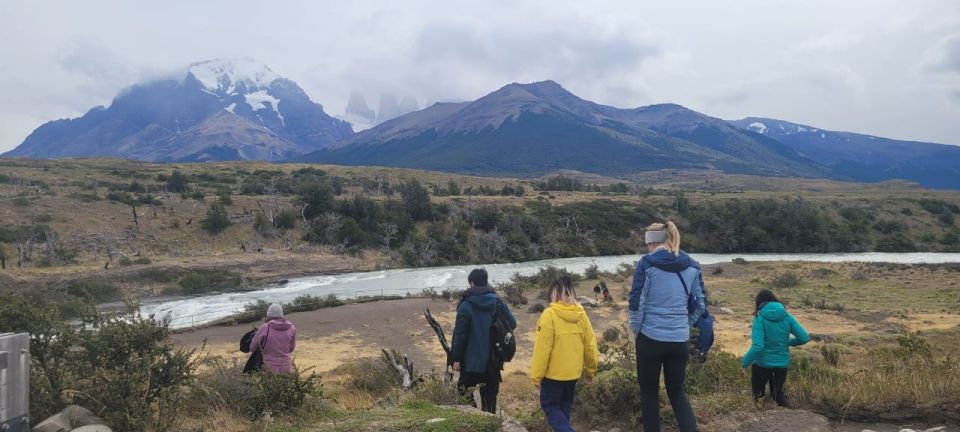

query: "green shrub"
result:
(940, 211), (956, 226)
(597, 325), (635, 371)
(166, 170), (189, 193)
(732, 257), (748, 265)
(0, 294), (195, 431)
(334, 357), (403, 394)
(875, 234), (917, 252)
(63, 279), (121, 303)
(821, 344), (843, 366)
(770, 272), (802, 288)
(177, 269), (243, 295)
(118, 256), (133, 266)
(200, 203), (232, 234)
(250, 368), (322, 416)
(685, 351), (749, 396)
(941, 232), (960, 246)
(574, 368), (642, 426)
(413, 374), (471, 406)
(584, 263), (600, 279)
(192, 358), (322, 419)
(275, 209), (297, 230)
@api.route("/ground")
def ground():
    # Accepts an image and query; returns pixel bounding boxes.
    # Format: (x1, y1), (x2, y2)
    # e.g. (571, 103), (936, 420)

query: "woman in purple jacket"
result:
(250, 303), (297, 373)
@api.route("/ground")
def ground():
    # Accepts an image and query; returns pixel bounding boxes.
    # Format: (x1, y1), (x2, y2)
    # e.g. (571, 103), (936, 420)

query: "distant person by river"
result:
(250, 303), (297, 373)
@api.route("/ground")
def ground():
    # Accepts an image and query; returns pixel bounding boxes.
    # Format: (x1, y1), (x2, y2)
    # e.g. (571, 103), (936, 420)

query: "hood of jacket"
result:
(643, 249), (698, 273)
(462, 285), (497, 312)
(758, 302), (787, 322)
(549, 302), (587, 323)
(265, 318), (294, 331)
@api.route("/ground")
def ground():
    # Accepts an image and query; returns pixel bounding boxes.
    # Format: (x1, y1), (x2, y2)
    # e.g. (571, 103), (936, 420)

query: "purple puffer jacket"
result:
(250, 318), (297, 373)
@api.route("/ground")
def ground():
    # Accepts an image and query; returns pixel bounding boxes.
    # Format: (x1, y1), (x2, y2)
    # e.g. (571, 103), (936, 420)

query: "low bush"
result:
(584, 263), (600, 279)
(770, 272), (802, 288)
(333, 357), (403, 394)
(820, 344), (843, 366)
(801, 297), (847, 313)
(501, 284), (527, 306)
(413, 374), (470, 406)
(810, 267), (837, 278)
(177, 269), (243, 295)
(574, 368), (642, 427)
(200, 203), (231, 235)
(192, 357), (322, 419)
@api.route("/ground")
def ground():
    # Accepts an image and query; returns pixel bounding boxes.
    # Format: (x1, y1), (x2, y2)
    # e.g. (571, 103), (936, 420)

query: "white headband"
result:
(645, 230), (667, 244)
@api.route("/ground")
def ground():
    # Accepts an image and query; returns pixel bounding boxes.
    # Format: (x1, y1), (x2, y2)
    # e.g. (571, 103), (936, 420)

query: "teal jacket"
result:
(741, 302), (809, 368)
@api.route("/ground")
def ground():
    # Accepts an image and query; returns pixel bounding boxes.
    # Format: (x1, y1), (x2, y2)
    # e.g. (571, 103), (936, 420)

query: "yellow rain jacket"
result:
(530, 302), (599, 385)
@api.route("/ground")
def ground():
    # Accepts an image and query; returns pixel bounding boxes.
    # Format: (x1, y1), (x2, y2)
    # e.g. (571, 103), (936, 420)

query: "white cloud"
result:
(0, 0), (959, 150)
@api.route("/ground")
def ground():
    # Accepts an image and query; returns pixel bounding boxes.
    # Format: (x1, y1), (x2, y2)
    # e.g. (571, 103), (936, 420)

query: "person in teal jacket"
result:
(741, 289), (809, 406)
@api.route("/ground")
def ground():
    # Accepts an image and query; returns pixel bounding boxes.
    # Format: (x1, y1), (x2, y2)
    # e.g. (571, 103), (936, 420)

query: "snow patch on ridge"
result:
(245, 90), (284, 126)
(748, 122), (768, 134)
(188, 58), (279, 94)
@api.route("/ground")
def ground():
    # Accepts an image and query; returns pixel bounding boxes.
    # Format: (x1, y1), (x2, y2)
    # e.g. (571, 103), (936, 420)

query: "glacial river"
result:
(140, 252), (960, 329)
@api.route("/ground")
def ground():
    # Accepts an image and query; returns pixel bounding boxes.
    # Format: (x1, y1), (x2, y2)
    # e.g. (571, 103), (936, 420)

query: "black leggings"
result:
(751, 365), (789, 406)
(636, 333), (699, 432)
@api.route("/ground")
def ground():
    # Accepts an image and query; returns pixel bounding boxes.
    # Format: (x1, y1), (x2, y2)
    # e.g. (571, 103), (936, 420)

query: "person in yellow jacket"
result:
(530, 276), (600, 432)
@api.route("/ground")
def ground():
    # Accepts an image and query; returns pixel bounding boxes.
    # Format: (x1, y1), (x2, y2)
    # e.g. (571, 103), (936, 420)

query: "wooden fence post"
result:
(0, 332), (29, 432)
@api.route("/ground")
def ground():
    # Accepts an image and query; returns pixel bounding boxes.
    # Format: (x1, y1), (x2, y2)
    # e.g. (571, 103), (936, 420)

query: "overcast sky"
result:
(1, 0), (959, 151)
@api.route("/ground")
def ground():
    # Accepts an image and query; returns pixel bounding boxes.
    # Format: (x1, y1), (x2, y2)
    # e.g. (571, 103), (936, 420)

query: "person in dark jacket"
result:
(742, 289), (809, 406)
(628, 221), (704, 432)
(451, 268), (517, 413)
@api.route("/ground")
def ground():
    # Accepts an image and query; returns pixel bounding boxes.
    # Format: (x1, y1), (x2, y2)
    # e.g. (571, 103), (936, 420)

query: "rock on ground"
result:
(32, 406), (110, 432)
(451, 405), (528, 432)
(711, 409), (831, 432)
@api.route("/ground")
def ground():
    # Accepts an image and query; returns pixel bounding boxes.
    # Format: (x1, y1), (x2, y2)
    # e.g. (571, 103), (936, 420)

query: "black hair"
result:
(755, 289), (779, 316)
(468, 268), (488, 287)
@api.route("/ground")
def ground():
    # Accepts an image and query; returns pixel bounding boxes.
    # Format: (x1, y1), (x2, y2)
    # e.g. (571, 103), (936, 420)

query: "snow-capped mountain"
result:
(5, 58), (353, 162)
(729, 117), (960, 189)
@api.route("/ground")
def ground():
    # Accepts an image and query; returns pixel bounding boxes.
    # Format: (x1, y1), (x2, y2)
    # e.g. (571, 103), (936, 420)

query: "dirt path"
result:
(172, 296), (628, 376)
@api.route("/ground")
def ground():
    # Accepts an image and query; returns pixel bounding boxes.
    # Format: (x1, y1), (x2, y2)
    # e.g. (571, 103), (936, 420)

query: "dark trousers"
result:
(636, 333), (699, 432)
(540, 378), (577, 432)
(751, 365), (789, 406)
(459, 370), (500, 413)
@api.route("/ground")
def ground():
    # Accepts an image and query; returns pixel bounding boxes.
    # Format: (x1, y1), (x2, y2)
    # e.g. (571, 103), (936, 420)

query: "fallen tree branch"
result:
(382, 348), (415, 389)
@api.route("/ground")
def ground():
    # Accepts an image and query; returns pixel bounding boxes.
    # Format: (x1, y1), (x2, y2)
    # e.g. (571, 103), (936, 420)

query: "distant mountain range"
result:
(296, 80), (833, 179)
(5, 63), (958, 189)
(4, 58), (353, 162)
(728, 118), (960, 189)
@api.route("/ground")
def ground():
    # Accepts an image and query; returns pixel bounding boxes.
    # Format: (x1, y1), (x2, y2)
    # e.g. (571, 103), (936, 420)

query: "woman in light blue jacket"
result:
(627, 221), (705, 432)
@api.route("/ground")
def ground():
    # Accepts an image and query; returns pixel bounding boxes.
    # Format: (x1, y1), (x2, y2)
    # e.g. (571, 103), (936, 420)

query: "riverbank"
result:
(146, 252), (960, 329)
(173, 260), (960, 430)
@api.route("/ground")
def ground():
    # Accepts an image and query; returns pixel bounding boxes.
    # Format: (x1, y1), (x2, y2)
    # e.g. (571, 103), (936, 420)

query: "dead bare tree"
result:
(130, 203), (141, 232)
(382, 348), (418, 389)
(424, 307), (454, 383)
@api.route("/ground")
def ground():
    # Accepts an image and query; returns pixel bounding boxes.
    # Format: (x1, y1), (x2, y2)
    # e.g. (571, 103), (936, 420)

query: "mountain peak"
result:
(187, 58), (279, 95)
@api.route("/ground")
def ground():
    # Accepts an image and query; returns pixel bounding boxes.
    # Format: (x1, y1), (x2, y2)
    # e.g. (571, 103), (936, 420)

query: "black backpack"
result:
(490, 299), (516, 365)
(240, 327), (265, 373)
